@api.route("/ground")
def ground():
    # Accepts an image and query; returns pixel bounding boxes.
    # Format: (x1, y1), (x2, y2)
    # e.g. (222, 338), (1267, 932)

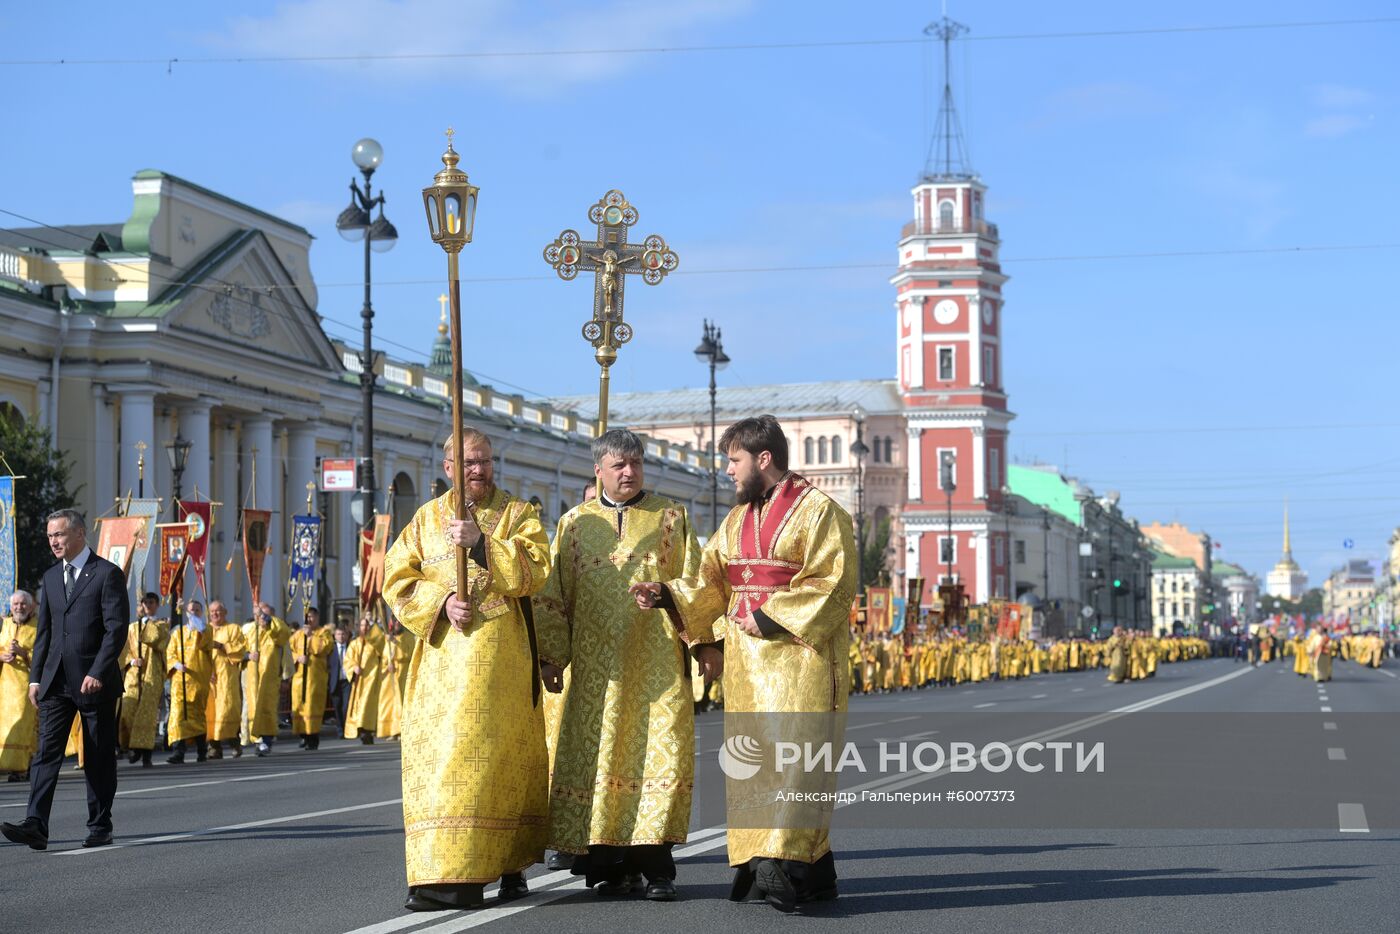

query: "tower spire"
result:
(1281, 500), (1293, 561)
(923, 9), (973, 181)
(429, 293), (452, 377)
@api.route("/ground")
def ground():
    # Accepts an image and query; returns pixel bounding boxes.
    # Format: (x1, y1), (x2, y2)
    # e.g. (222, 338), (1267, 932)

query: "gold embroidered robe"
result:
(384, 486), (550, 887)
(118, 617), (170, 750)
(242, 616), (291, 740)
(665, 476), (856, 867)
(0, 617), (38, 771)
(534, 493), (707, 854)
(166, 623), (213, 742)
(343, 632), (382, 738)
(290, 626), (335, 735)
(376, 630), (415, 738)
(207, 622), (247, 741)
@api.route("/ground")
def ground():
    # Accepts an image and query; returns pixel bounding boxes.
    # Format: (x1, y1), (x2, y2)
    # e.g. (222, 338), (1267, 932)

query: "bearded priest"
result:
(632, 415), (856, 913)
(383, 428), (550, 912)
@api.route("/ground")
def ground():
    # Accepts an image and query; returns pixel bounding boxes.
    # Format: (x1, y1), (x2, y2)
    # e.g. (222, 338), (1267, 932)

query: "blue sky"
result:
(5, 1), (1398, 587)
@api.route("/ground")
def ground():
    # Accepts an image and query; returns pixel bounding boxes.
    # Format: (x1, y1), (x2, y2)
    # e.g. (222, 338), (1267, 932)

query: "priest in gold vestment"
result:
(166, 600), (212, 764)
(206, 601), (247, 758)
(290, 607), (334, 750)
(0, 591), (39, 780)
(384, 428), (549, 911)
(376, 618), (414, 741)
(634, 415), (856, 914)
(343, 616), (383, 743)
(535, 429), (718, 901)
(242, 603), (291, 756)
(118, 592), (169, 767)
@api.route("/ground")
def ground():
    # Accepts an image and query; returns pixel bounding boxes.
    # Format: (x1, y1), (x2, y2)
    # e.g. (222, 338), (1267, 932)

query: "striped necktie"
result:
(64, 563), (77, 599)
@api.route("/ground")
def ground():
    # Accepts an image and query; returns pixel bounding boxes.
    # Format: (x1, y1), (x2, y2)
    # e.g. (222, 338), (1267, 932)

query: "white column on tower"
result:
(972, 427), (986, 500)
(215, 418), (242, 617)
(117, 387), (156, 501)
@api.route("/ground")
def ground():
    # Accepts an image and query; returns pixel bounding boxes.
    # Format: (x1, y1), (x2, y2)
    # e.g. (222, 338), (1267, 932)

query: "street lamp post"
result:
(336, 137), (398, 535)
(165, 434), (192, 518)
(849, 406), (870, 596)
(692, 320), (729, 533)
(1001, 485), (1016, 599)
(1041, 506), (1051, 605)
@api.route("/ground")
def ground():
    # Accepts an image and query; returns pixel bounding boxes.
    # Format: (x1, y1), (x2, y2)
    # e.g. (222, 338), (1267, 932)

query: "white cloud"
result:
(1309, 84), (1374, 109)
(1303, 114), (1370, 138)
(210, 0), (752, 94)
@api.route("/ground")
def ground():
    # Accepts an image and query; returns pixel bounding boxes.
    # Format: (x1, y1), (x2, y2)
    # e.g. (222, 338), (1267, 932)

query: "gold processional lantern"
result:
(421, 129), (480, 589)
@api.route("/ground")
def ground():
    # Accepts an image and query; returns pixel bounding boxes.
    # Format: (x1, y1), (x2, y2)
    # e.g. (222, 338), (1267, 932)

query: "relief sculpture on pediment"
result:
(207, 283), (272, 341)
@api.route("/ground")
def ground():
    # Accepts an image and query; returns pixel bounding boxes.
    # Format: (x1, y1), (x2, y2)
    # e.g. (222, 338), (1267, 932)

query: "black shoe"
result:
(404, 887), (484, 911)
(755, 860), (796, 913)
(127, 750), (141, 764)
(798, 883), (839, 903)
(404, 893), (453, 912)
(6, 771), (28, 783)
(498, 873), (529, 902)
(256, 743), (270, 758)
(646, 879), (678, 902)
(81, 831), (114, 848)
(545, 851), (573, 871)
(728, 865), (757, 901)
(1, 818), (48, 851)
(141, 751), (153, 768)
(361, 733), (375, 745)
(166, 753), (185, 765)
(596, 873), (644, 896)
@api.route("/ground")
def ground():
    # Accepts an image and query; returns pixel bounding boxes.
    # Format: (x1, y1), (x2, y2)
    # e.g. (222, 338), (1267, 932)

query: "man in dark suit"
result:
(1, 508), (129, 851)
(327, 624), (352, 737)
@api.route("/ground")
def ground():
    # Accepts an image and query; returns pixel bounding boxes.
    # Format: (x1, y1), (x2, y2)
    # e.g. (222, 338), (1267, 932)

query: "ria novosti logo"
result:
(718, 734), (764, 780)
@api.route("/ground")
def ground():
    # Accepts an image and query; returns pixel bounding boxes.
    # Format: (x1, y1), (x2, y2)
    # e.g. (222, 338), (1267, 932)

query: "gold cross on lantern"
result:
(543, 189), (678, 434)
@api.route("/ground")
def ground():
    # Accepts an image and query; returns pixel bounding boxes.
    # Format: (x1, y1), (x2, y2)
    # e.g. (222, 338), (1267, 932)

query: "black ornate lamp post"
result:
(165, 434), (192, 518)
(849, 405), (870, 596)
(337, 137), (398, 534)
(940, 451), (956, 586)
(693, 319), (729, 533)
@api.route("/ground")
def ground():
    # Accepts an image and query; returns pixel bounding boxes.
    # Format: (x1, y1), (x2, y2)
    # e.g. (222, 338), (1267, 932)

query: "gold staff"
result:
(421, 128), (480, 592)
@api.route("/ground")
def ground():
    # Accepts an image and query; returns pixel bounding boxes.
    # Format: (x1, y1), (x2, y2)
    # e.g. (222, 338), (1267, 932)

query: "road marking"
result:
(1031, 694), (1048, 699)
(0, 765), (350, 810)
(1324, 722), (1338, 730)
(1320, 706), (1333, 712)
(1380, 670), (1397, 679)
(1339, 803), (1370, 833)
(1328, 748), (1347, 761)
(56, 797), (402, 857)
(845, 716), (920, 733)
(1072, 688), (1085, 693)
(974, 703), (997, 709)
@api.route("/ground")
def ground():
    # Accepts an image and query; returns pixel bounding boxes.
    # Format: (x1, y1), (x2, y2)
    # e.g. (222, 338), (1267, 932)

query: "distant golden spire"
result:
(437, 293), (449, 336)
(1274, 499), (1299, 571)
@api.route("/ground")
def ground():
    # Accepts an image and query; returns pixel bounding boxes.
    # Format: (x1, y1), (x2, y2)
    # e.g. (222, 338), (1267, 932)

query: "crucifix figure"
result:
(543, 188), (679, 433)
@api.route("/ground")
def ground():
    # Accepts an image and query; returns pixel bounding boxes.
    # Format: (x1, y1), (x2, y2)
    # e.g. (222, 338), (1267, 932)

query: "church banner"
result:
(287, 514), (321, 613)
(242, 509), (272, 604)
(122, 499), (161, 597)
(359, 514), (392, 611)
(95, 515), (147, 579)
(866, 587), (892, 632)
(0, 477), (15, 601)
(157, 523), (189, 597)
(177, 500), (213, 597)
(905, 577), (926, 633)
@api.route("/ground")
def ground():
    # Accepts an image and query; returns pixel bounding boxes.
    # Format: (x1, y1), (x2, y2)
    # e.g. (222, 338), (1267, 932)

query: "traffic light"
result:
(1112, 578), (1129, 596)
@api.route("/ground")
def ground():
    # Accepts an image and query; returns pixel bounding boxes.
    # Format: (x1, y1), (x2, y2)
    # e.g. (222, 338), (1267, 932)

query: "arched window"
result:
(818, 436), (828, 464)
(870, 438), (881, 463)
(830, 435), (842, 464)
(938, 200), (955, 230)
(804, 436), (815, 464)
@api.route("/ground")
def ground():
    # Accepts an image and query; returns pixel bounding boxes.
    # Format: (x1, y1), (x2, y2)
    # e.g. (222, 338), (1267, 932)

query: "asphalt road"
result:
(3, 656), (1396, 933)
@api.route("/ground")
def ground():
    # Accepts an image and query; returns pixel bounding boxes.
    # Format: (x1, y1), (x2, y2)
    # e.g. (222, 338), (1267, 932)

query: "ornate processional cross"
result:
(543, 189), (678, 434)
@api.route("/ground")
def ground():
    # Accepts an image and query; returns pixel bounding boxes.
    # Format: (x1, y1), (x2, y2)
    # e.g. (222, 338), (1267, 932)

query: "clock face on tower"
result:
(933, 299), (959, 325)
(982, 301), (994, 326)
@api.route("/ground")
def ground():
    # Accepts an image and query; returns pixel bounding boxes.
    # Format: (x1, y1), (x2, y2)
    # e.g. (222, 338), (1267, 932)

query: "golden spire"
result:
(1274, 499), (1300, 571)
(437, 293), (449, 336)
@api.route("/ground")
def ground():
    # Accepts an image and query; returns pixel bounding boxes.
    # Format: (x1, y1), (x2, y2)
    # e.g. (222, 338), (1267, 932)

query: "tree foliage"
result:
(1, 415), (79, 592)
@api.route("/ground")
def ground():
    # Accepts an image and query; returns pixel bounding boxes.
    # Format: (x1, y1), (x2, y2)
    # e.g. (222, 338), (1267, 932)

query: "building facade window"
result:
(937, 346), (955, 381)
(939, 535), (955, 564)
(939, 200), (955, 230)
(1014, 540), (1026, 565)
(830, 435), (842, 463)
(804, 436), (815, 463)
(818, 436), (828, 464)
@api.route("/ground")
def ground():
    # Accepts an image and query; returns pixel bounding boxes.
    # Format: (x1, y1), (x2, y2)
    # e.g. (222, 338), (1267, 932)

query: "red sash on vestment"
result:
(727, 473), (812, 617)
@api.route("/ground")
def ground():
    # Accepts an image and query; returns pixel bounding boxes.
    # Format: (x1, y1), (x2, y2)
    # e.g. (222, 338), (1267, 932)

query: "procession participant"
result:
(535, 429), (716, 901)
(118, 593), (169, 768)
(632, 415), (856, 913)
(166, 599), (213, 764)
(383, 428), (551, 912)
(291, 608), (334, 750)
(343, 616), (382, 744)
(376, 617), (414, 741)
(1105, 627), (1128, 684)
(242, 602), (291, 757)
(206, 600), (247, 759)
(0, 591), (39, 781)
(326, 624), (352, 737)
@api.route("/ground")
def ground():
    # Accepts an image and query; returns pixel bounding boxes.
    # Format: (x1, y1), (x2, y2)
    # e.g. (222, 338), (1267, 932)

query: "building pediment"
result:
(156, 229), (342, 372)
